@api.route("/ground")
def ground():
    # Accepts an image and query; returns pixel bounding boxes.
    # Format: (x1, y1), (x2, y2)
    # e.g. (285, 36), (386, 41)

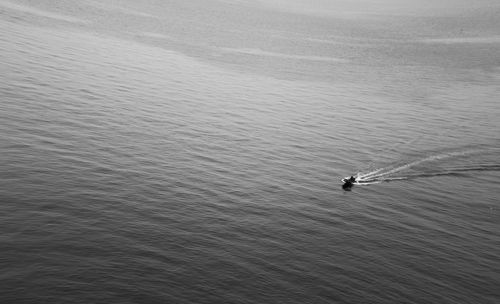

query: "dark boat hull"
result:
(342, 180), (354, 190)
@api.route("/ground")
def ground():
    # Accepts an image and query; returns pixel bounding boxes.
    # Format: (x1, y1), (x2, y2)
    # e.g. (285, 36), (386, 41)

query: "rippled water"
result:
(1, 1), (500, 303)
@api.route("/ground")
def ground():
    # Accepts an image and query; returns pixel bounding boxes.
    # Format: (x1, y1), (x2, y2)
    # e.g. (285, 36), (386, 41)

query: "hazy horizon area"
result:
(249, 0), (500, 15)
(2, 0), (499, 85)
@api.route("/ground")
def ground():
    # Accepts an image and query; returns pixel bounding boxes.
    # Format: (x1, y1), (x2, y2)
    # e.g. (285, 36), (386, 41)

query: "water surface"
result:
(1, 1), (499, 303)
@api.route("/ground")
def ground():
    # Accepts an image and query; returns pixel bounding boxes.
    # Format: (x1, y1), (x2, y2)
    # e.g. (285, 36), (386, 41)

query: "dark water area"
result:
(1, 1), (500, 303)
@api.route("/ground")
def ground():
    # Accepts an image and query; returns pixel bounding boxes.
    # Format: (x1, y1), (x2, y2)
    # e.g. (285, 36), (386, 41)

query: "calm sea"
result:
(1, 1), (499, 303)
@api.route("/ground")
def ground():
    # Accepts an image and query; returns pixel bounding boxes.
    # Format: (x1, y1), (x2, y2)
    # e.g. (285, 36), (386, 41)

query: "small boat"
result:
(341, 176), (357, 190)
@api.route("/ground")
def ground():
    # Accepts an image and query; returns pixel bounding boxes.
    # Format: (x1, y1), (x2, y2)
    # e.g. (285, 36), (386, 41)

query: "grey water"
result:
(1, 0), (500, 303)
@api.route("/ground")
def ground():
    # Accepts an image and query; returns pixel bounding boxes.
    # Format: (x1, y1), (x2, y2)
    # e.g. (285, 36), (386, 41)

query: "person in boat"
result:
(342, 176), (356, 189)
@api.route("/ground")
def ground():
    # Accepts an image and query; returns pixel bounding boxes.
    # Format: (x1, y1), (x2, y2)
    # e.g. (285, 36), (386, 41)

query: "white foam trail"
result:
(357, 150), (480, 181)
(357, 168), (384, 179)
(355, 180), (382, 185)
(343, 148), (499, 187)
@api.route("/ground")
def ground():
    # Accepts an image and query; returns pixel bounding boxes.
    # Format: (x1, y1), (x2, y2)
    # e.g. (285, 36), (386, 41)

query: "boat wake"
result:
(351, 148), (500, 185)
